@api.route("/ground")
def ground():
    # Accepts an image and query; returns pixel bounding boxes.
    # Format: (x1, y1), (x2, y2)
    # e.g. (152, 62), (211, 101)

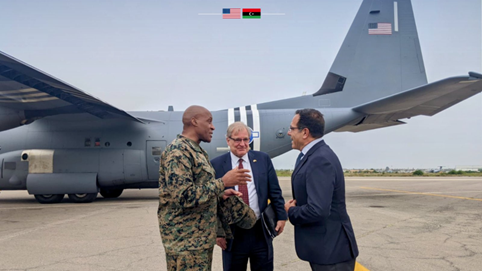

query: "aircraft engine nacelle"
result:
(0, 107), (26, 132)
(0, 149), (100, 193)
(0, 148), (149, 192)
(20, 149), (101, 196)
(0, 150), (28, 190)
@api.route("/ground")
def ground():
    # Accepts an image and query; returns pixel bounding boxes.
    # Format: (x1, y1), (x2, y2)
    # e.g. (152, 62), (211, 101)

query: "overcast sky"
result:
(1, 0), (481, 169)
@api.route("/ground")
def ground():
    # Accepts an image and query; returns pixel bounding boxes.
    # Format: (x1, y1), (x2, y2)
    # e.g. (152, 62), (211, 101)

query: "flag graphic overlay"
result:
(243, 8), (261, 19)
(223, 8), (241, 19)
(368, 23), (392, 35)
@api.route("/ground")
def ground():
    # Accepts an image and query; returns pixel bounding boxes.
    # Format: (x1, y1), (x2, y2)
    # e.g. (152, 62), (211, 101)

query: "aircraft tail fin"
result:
(315, 0), (428, 107)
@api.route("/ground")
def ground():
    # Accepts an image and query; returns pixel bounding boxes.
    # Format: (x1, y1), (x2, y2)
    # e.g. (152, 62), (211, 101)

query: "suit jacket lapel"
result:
(248, 151), (260, 197)
(291, 140), (326, 198)
(223, 153), (233, 188)
(292, 151), (309, 177)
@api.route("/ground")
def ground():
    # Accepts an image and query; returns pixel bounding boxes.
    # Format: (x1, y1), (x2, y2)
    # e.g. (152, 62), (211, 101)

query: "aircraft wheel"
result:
(68, 193), (98, 203)
(34, 194), (64, 204)
(100, 188), (123, 198)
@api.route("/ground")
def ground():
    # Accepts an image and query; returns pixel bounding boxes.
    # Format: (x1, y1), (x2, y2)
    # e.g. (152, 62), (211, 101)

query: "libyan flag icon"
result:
(243, 8), (261, 19)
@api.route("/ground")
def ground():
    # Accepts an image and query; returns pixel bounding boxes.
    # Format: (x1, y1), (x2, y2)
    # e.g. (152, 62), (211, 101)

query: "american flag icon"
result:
(369, 23), (392, 35)
(223, 8), (241, 19)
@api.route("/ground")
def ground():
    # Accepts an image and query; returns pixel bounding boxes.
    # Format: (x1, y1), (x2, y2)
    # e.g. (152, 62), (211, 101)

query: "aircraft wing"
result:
(0, 50), (142, 123)
(336, 73), (482, 132)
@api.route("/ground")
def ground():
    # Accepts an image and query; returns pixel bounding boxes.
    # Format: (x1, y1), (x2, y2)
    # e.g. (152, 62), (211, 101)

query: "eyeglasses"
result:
(289, 126), (304, 131)
(229, 137), (250, 143)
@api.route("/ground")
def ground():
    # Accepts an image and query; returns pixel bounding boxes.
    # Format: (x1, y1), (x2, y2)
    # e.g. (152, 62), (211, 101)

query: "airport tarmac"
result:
(1, 177), (482, 271)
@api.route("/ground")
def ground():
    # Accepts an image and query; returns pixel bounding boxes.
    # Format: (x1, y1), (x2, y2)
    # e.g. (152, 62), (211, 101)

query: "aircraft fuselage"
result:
(0, 107), (359, 195)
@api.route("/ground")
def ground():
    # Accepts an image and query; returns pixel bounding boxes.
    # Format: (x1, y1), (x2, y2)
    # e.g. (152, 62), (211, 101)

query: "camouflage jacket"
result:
(217, 194), (257, 239)
(158, 135), (224, 254)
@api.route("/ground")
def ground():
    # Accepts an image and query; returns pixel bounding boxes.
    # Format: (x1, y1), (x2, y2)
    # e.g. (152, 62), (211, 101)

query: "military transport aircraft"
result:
(0, 0), (480, 203)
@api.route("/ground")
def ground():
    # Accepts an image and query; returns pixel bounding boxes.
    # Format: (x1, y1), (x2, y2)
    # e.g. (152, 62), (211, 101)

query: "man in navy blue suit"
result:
(211, 122), (287, 271)
(285, 109), (358, 271)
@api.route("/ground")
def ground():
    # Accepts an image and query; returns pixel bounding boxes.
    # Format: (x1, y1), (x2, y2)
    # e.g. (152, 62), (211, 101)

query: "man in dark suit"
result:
(285, 109), (358, 271)
(211, 121), (287, 271)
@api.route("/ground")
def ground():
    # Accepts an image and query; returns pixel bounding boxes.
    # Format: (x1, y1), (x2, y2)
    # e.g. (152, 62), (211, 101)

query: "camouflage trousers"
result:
(165, 248), (214, 271)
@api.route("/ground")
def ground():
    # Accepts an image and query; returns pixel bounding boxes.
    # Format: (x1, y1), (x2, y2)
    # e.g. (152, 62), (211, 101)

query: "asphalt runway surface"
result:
(1, 177), (482, 271)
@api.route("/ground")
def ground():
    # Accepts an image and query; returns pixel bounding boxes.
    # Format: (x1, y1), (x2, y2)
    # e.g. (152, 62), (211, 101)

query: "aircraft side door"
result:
(146, 140), (166, 180)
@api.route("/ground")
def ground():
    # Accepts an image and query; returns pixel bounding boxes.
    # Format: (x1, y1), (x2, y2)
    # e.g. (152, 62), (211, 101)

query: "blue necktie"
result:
(295, 152), (304, 168)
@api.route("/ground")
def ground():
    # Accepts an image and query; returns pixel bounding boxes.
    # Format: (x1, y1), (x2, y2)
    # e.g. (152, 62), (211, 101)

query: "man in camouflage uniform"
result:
(158, 105), (252, 271)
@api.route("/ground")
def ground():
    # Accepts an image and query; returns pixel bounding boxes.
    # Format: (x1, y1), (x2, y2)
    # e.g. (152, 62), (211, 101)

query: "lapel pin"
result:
(253, 159), (257, 162)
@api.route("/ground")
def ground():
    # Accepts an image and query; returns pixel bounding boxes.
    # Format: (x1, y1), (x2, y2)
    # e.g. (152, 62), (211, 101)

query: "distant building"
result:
(455, 165), (482, 171)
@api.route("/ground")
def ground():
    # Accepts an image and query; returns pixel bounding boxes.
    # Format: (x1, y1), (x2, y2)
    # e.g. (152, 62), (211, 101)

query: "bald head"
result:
(182, 105), (210, 127)
(182, 105), (215, 143)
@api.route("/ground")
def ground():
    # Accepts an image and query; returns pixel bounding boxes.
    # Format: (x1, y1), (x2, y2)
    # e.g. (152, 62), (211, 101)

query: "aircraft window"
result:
(152, 147), (162, 156)
(127, 141), (132, 147)
(85, 138), (91, 147)
(105, 142), (110, 147)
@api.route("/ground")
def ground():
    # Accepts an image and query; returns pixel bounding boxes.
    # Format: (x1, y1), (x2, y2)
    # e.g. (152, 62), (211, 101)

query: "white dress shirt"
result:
(230, 152), (260, 218)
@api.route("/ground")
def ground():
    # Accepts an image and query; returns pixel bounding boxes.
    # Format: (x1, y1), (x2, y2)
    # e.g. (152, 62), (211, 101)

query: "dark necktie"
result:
(292, 152), (304, 200)
(295, 152), (304, 168)
(237, 159), (250, 206)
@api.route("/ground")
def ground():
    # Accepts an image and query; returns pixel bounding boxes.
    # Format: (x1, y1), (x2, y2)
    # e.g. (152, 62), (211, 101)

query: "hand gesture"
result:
(222, 166), (251, 187)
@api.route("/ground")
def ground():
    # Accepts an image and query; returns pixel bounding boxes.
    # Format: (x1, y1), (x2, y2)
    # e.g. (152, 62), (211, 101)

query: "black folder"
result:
(261, 204), (277, 239)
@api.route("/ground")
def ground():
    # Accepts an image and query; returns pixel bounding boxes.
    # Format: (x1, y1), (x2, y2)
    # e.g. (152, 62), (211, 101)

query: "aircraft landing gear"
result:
(34, 194), (64, 204)
(100, 188), (123, 198)
(68, 193), (98, 203)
